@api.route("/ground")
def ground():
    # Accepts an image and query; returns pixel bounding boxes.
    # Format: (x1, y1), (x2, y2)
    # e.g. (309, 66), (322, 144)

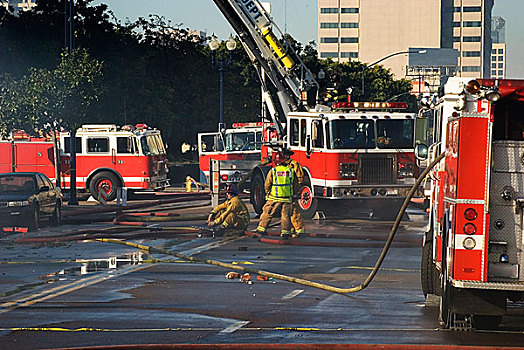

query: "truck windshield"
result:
(376, 119), (414, 149)
(327, 120), (375, 149)
(225, 131), (261, 151)
(140, 134), (166, 156)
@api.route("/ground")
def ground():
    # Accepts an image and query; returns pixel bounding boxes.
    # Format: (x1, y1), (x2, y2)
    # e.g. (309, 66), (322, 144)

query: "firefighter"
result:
(207, 184), (250, 234)
(256, 151), (299, 239)
(281, 148), (305, 237)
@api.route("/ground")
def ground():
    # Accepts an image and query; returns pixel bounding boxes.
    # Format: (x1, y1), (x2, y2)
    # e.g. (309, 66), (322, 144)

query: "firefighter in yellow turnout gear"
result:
(281, 148), (305, 237)
(256, 151), (299, 239)
(208, 184), (250, 233)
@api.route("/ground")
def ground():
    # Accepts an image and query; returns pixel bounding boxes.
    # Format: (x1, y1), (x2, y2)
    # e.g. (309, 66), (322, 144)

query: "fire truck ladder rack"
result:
(212, 0), (319, 136)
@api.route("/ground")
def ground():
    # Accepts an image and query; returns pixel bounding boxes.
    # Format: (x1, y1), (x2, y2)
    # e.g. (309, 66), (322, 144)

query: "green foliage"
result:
(0, 48), (102, 137)
(0, 1), (417, 157)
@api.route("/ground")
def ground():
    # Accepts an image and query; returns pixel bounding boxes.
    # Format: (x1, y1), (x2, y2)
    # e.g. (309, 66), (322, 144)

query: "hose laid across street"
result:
(98, 153), (445, 295)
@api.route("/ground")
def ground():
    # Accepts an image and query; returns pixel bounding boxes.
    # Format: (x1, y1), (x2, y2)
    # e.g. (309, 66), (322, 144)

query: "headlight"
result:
(8, 201), (29, 207)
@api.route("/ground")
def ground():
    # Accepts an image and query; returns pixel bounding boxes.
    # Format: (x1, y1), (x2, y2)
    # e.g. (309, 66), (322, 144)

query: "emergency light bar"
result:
(332, 102), (407, 110)
(232, 122), (264, 128)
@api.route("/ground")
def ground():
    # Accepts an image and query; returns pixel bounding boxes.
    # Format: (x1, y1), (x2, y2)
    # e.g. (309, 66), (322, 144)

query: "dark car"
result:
(0, 172), (63, 230)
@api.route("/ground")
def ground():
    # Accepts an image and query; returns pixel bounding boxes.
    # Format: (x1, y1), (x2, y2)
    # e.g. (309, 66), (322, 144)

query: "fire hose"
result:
(98, 153), (445, 295)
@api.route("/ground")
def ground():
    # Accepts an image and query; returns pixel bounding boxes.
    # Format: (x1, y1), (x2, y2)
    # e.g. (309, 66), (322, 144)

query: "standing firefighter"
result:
(207, 184), (250, 235)
(256, 151), (299, 239)
(282, 148), (305, 237)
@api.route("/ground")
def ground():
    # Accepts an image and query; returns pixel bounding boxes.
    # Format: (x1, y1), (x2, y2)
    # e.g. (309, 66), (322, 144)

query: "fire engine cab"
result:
(250, 102), (421, 219)
(198, 122), (263, 187)
(0, 124), (169, 201)
(418, 77), (524, 329)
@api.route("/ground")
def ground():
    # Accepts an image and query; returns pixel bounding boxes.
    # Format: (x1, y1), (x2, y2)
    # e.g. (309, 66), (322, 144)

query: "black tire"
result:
(297, 175), (317, 219)
(89, 172), (120, 201)
(250, 172), (266, 215)
(50, 201), (61, 226)
(439, 219), (455, 328)
(28, 203), (40, 231)
(421, 234), (435, 298)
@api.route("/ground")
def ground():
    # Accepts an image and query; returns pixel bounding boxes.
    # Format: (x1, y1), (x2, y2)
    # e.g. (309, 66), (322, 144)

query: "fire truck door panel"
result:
(14, 142), (55, 178)
(488, 141), (524, 281)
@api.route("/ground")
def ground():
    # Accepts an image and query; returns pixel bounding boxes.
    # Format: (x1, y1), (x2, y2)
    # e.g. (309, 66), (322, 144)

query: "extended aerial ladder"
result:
(212, 0), (319, 137)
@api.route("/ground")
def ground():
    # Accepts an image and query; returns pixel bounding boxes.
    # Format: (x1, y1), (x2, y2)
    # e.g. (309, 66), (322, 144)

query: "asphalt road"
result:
(2, 195), (524, 349)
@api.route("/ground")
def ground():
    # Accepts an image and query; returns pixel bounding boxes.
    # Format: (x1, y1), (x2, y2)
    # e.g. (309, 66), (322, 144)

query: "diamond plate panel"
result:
(489, 141), (524, 282)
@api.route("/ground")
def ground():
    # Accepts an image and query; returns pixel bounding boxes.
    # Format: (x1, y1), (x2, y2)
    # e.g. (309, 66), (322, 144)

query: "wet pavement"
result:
(2, 193), (524, 349)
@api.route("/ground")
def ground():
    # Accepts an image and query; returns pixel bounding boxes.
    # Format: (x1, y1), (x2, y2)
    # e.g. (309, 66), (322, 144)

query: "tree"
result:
(0, 48), (103, 137)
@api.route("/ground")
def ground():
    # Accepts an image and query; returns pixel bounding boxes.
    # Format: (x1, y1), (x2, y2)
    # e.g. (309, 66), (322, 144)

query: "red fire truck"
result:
(212, 0), (422, 219)
(198, 122), (263, 187)
(418, 77), (524, 329)
(0, 124), (169, 201)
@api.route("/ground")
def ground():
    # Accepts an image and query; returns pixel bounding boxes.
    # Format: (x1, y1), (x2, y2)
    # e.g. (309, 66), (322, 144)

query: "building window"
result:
(463, 21), (482, 27)
(452, 22), (461, 27)
(321, 23), (338, 29)
(321, 37), (338, 44)
(341, 37), (358, 43)
(463, 36), (481, 42)
(462, 66), (481, 72)
(462, 51), (481, 57)
(321, 8), (339, 14)
(341, 52), (358, 58)
(341, 22), (359, 28)
(498, 55), (503, 61)
(491, 63), (496, 68)
(492, 55), (498, 61)
(453, 37), (460, 42)
(341, 8), (359, 13)
(491, 49), (497, 54)
(491, 70), (497, 76)
(320, 52), (339, 58)
(498, 63), (504, 68)
(498, 49), (504, 54)
(463, 6), (482, 12)
(498, 70), (503, 75)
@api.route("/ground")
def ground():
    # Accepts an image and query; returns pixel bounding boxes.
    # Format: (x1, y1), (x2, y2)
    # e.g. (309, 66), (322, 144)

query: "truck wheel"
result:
(250, 173), (265, 215)
(28, 203), (40, 231)
(297, 176), (317, 219)
(90, 172), (119, 201)
(50, 201), (62, 226)
(421, 234), (434, 297)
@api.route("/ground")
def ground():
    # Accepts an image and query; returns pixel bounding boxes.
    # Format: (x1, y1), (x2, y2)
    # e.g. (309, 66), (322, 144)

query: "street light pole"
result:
(361, 49), (426, 98)
(209, 35), (236, 132)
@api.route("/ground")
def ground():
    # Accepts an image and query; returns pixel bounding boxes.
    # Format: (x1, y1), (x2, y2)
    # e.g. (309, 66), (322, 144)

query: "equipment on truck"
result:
(0, 124), (169, 201)
(417, 77), (524, 329)
(212, 0), (421, 219)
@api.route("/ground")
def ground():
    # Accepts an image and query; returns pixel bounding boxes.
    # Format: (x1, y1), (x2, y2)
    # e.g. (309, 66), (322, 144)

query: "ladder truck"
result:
(418, 77), (524, 329)
(212, 0), (422, 220)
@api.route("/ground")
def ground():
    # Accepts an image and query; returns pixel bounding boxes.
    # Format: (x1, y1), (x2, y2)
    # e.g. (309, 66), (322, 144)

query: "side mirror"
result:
(415, 144), (428, 160)
(40, 185), (50, 192)
(306, 135), (312, 159)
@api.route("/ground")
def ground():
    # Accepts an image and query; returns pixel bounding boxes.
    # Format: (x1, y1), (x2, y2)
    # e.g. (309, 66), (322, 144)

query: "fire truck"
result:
(212, 0), (421, 219)
(418, 77), (524, 329)
(198, 122), (263, 187)
(0, 124), (169, 201)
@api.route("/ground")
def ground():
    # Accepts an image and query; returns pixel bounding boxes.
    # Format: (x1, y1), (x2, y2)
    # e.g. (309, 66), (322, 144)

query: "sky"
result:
(92, 0), (524, 78)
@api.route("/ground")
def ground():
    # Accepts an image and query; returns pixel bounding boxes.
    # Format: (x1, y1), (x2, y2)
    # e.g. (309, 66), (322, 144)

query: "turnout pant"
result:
(257, 200), (292, 235)
(214, 209), (249, 230)
(291, 201), (305, 234)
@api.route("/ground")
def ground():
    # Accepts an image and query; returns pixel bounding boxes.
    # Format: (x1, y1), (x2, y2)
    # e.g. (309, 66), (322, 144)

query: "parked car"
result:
(0, 172), (63, 230)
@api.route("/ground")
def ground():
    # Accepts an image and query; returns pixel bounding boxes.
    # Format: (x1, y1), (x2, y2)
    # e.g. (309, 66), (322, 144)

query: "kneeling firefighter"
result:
(207, 184), (250, 234)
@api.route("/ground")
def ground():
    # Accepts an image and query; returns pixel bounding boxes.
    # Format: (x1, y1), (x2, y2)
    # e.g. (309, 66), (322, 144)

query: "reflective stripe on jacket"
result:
(266, 165), (294, 202)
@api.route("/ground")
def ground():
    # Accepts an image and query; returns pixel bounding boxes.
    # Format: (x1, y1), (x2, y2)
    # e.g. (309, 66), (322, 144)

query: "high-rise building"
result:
(491, 16), (506, 79)
(318, 0), (494, 79)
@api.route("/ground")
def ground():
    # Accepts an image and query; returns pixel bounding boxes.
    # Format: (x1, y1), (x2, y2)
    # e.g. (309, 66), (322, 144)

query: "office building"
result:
(1, 0), (36, 13)
(491, 16), (506, 79)
(318, 0), (494, 79)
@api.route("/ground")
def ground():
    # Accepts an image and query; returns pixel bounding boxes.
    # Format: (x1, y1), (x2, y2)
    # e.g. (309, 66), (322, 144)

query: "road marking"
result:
(282, 289), (304, 300)
(219, 321), (250, 334)
(327, 267), (342, 273)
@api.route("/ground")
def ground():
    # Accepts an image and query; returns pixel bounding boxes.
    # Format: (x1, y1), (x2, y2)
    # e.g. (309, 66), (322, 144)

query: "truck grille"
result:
(359, 155), (395, 184)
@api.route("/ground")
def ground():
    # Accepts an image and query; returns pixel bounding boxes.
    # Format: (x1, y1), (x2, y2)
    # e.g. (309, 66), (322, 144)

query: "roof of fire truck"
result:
(288, 102), (416, 120)
(445, 77), (524, 102)
(65, 124), (161, 137)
